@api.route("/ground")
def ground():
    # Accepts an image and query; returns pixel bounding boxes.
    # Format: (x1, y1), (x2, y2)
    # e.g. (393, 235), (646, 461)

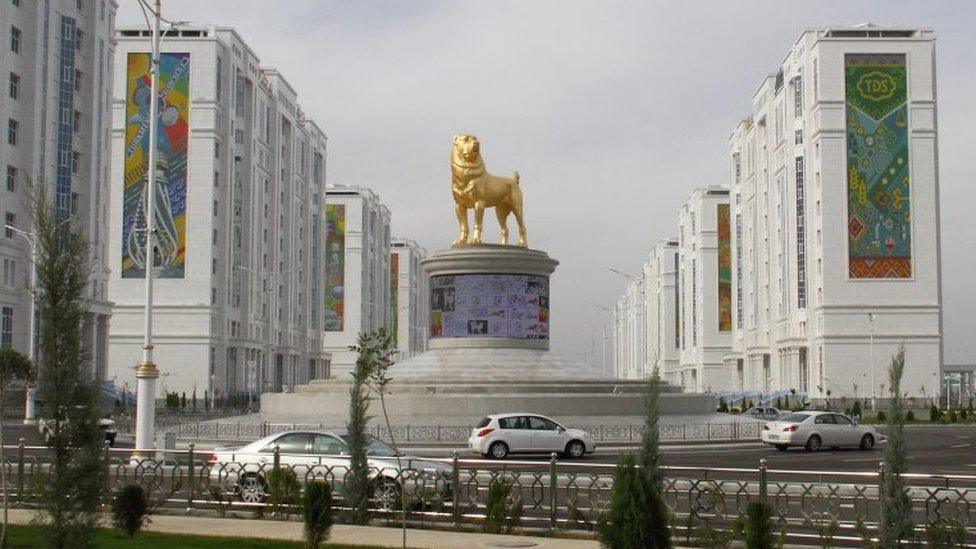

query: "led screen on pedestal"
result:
(429, 274), (549, 340)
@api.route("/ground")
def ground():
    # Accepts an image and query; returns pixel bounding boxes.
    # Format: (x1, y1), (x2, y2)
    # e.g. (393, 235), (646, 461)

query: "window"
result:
(74, 69), (82, 92)
(8, 72), (18, 99)
(311, 435), (344, 455)
(10, 26), (21, 54)
(793, 75), (803, 117)
(215, 57), (222, 101)
(13, 0), (21, 7)
(73, 110), (81, 133)
(795, 156), (807, 309)
(71, 151), (80, 174)
(214, 142), (220, 159)
(5, 166), (15, 192)
(528, 416), (558, 430)
(1, 307), (11, 348)
(4, 213), (13, 238)
(2, 258), (15, 288)
(75, 29), (83, 51)
(261, 433), (311, 454)
(213, 170), (219, 188)
(794, 129), (803, 145)
(7, 119), (17, 145)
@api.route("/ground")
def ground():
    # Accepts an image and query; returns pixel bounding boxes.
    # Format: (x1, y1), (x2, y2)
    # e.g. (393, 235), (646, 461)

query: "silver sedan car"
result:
(761, 411), (880, 452)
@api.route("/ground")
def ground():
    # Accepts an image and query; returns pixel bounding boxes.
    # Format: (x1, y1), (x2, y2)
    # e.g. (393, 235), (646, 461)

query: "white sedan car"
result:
(468, 413), (596, 459)
(208, 430), (452, 506)
(761, 411), (880, 452)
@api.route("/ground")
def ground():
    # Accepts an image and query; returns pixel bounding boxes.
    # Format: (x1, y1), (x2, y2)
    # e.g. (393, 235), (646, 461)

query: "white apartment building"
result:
(613, 279), (646, 380)
(644, 238), (680, 385)
(108, 26), (329, 398)
(677, 187), (732, 392)
(323, 184), (391, 376)
(724, 27), (942, 402)
(390, 238), (428, 359)
(0, 0), (116, 381)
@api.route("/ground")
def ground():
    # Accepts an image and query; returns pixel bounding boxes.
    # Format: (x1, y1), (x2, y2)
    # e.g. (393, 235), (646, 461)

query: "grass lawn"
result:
(5, 523), (387, 548)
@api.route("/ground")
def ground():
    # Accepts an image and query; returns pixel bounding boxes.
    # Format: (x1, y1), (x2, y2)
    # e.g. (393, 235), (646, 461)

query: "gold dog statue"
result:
(450, 134), (527, 247)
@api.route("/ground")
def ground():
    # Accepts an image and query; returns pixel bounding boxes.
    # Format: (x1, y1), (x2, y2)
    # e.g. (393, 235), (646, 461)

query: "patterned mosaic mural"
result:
(717, 203), (732, 332)
(122, 52), (190, 278)
(845, 53), (911, 278)
(324, 204), (345, 332)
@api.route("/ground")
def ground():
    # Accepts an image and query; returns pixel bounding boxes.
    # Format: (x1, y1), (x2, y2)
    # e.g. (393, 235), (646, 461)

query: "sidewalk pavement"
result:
(7, 508), (600, 548)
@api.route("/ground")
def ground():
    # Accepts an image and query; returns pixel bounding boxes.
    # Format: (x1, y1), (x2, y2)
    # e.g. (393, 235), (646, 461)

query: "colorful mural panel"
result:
(845, 54), (911, 278)
(122, 52), (190, 278)
(389, 253), (399, 345)
(717, 203), (732, 332)
(324, 204), (345, 331)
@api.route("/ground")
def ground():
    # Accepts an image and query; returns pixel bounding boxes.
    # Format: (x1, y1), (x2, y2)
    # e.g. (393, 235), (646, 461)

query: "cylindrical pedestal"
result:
(424, 245), (558, 351)
(23, 387), (36, 425)
(134, 363), (159, 456)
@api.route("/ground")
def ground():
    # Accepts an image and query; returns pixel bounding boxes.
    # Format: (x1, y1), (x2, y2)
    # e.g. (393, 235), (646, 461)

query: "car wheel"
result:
(859, 434), (875, 450)
(565, 440), (586, 459)
(775, 444), (788, 452)
(805, 435), (822, 452)
(489, 441), (509, 460)
(237, 474), (267, 503)
(372, 478), (401, 511)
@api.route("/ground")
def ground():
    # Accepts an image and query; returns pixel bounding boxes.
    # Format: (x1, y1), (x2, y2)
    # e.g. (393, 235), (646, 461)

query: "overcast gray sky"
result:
(118, 1), (976, 367)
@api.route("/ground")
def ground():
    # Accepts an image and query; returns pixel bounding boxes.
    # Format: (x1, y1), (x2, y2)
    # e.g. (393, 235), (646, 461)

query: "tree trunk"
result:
(378, 391), (406, 549)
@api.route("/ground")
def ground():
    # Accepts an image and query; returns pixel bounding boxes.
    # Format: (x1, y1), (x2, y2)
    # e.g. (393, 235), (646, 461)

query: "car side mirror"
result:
(557, 426), (566, 433)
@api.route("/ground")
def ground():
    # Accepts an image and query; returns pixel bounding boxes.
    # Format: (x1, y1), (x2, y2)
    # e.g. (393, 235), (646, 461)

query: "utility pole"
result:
(868, 312), (875, 411)
(134, 0), (163, 457)
(7, 225), (37, 424)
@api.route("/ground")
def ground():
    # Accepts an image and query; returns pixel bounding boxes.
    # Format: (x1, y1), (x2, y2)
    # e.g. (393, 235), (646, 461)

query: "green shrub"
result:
(743, 501), (775, 549)
(302, 480), (333, 548)
(960, 408), (969, 421)
(929, 404), (941, 422)
(111, 484), (150, 538)
(948, 408), (958, 423)
(597, 453), (671, 549)
(927, 517), (967, 547)
(484, 476), (522, 534)
(267, 468), (301, 515)
(876, 410), (887, 423)
(717, 397), (728, 413)
(905, 410), (915, 423)
(852, 400), (862, 418)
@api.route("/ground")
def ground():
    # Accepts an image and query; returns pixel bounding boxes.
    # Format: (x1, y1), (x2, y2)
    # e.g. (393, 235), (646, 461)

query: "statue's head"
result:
(452, 133), (481, 162)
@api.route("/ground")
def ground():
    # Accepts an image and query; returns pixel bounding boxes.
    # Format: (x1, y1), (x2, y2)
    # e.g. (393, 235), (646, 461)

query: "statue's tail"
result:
(513, 171), (520, 185)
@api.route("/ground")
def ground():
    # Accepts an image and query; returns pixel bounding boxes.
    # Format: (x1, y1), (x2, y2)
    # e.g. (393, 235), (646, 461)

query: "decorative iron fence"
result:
(3, 443), (974, 546)
(135, 420), (763, 444)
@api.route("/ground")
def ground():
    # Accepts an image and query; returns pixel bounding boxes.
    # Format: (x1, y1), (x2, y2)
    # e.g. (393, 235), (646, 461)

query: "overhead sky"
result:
(118, 1), (976, 369)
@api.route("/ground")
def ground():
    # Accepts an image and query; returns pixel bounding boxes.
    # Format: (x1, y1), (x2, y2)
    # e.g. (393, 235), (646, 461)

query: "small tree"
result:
(879, 346), (914, 546)
(111, 484), (150, 538)
(742, 501), (776, 549)
(302, 480), (333, 548)
(267, 467), (301, 517)
(483, 476), (522, 534)
(31, 185), (106, 548)
(0, 348), (32, 546)
(350, 329), (407, 547)
(344, 334), (373, 525)
(852, 400), (862, 419)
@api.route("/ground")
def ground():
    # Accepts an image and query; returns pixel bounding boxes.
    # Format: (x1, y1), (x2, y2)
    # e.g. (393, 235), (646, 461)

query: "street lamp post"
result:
(6, 225), (37, 424)
(592, 304), (611, 378)
(133, 0), (163, 458)
(868, 312), (875, 411)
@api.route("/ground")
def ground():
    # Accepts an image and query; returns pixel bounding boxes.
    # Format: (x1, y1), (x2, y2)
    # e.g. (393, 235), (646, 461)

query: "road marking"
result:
(951, 443), (971, 449)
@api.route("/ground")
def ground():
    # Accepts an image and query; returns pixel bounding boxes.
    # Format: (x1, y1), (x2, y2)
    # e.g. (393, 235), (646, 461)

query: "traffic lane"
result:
(660, 425), (976, 475)
(457, 426), (976, 476)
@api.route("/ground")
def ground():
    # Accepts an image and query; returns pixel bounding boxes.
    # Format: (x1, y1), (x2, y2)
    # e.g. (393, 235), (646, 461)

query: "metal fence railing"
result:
(134, 421), (764, 444)
(4, 443), (974, 546)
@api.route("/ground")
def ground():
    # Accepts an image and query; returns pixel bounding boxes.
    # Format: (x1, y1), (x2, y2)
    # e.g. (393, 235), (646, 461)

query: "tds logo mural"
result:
(857, 71), (897, 101)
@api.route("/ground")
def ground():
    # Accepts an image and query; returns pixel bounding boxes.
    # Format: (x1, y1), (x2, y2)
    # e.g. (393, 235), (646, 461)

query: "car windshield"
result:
(338, 434), (398, 457)
(780, 413), (810, 422)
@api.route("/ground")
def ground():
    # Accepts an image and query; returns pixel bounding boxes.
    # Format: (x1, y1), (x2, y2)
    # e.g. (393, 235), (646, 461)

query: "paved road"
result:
(474, 425), (976, 476)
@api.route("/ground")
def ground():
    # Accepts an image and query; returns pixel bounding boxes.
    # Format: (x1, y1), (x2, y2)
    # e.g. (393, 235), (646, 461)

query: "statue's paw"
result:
(517, 239), (527, 248)
(467, 233), (483, 245)
(452, 235), (467, 247)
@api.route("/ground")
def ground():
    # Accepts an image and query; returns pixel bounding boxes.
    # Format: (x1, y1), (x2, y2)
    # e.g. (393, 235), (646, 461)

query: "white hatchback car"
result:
(468, 413), (596, 459)
(761, 411), (881, 452)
